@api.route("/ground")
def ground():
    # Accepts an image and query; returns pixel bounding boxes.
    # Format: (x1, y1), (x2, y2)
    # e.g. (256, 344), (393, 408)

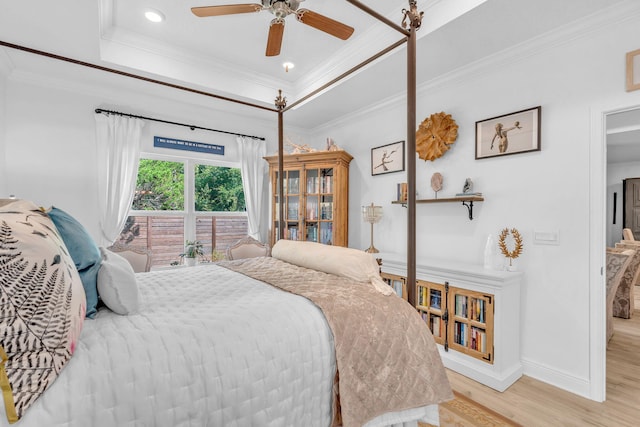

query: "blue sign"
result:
(154, 136), (225, 156)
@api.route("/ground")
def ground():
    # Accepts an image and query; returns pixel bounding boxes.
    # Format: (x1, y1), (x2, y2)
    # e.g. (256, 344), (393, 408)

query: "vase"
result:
(184, 257), (197, 267)
(483, 234), (498, 270)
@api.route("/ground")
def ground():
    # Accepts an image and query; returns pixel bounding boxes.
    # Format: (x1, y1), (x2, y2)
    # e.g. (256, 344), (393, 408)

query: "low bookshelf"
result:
(381, 271), (408, 301)
(378, 252), (522, 392)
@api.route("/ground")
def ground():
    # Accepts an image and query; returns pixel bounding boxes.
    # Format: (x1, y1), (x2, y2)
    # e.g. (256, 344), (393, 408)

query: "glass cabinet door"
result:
(305, 169), (319, 242)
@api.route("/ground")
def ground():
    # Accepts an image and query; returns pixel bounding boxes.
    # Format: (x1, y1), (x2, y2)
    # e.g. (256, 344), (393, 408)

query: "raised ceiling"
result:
(0, 0), (633, 130)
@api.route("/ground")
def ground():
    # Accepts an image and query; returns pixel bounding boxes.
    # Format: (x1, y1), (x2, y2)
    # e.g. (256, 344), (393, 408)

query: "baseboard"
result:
(439, 347), (522, 392)
(521, 357), (593, 400)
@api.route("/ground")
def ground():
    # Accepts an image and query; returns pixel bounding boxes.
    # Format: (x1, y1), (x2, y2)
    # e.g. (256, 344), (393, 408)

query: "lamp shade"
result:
(362, 204), (383, 224)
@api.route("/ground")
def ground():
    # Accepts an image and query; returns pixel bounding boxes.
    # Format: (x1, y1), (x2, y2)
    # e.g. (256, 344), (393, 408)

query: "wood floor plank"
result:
(444, 286), (640, 426)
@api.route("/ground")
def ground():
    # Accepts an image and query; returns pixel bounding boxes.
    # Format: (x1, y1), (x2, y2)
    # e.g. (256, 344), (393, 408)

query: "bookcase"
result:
(415, 280), (446, 346)
(264, 150), (352, 247)
(381, 271), (408, 301)
(416, 281), (495, 363)
(377, 252), (522, 392)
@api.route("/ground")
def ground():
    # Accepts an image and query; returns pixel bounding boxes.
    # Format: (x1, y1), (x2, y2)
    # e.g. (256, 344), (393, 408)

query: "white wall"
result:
(607, 161), (640, 246)
(310, 11), (640, 397)
(2, 65), (282, 241)
(0, 55), (8, 197)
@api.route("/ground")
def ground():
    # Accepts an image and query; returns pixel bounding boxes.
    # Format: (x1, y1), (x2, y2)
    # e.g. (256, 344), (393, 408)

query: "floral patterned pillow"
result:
(0, 199), (86, 423)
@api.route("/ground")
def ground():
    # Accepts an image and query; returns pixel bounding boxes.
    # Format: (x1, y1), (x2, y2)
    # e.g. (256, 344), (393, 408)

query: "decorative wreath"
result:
(498, 228), (523, 266)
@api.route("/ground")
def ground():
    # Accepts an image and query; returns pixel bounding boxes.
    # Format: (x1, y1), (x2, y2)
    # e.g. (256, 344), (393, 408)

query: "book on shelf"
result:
(430, 315), (442, 338)
(429, 289), (442, 310)
(397, 183), (408, 202)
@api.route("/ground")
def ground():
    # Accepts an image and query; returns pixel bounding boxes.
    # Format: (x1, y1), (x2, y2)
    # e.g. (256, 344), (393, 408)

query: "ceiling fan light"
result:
(145, 9), (165, 23)
(283, 62), (295, 72)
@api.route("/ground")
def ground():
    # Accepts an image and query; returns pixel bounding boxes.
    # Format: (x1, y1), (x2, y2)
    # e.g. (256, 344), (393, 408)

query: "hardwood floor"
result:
(445, 288), (640, 426)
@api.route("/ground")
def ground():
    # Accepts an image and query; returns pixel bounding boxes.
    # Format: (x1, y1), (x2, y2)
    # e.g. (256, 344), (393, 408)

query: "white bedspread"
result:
(1, 263), (440, 427)
(1, 264), (336, 427)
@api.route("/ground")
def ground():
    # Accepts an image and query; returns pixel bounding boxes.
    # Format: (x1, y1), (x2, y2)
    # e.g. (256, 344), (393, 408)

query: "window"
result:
(116, 156), (248, 267)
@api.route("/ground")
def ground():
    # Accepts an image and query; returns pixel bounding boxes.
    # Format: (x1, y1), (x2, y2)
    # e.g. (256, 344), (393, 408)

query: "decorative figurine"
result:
(462, 177), (473, 194)
(431, 172), (443, 198)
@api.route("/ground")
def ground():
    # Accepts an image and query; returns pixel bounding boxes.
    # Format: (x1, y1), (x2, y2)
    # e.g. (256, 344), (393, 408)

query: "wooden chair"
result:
(225, 236), (270, 260)
(606, 248), (634, 343)
(107, 243), (152, 273)
(623, 228), (635, 241)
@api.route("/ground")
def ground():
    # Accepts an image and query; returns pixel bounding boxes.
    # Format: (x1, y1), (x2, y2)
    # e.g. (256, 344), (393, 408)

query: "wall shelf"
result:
(391, 196), (484, 220)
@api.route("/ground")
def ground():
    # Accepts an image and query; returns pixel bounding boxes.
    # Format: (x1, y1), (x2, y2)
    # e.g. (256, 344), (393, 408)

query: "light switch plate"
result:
(533, 230), (560, 245)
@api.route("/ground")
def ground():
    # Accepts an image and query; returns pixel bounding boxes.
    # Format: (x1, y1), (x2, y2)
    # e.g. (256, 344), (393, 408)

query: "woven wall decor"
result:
(416, 112), (458, 161)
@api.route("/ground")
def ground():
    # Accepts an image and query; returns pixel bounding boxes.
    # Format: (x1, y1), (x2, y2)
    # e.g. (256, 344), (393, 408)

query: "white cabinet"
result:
(377, 252), (523, 392)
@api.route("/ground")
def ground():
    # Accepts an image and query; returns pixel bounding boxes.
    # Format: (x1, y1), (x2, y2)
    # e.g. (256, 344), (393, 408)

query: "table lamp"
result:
(362, 203), (383, 253)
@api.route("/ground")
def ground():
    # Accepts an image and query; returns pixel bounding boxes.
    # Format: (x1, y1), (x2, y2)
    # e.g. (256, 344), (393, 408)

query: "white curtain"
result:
(95, 114), (145, 246)
(238, 136), (266, 241)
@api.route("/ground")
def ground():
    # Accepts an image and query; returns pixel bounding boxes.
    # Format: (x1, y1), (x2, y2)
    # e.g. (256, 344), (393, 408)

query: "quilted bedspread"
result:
(1, 264), (337, 426)
(219, 257), (453, 427)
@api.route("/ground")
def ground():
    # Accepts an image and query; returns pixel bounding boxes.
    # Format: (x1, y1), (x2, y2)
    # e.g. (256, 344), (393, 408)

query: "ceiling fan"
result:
(191, 0), (355, 57)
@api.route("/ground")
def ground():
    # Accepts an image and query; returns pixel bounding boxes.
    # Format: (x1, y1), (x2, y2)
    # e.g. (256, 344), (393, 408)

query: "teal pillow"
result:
(48, 207), (102, 318)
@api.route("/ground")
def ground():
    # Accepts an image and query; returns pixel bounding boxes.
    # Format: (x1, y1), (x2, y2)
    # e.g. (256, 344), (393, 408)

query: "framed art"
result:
(627, 48), (640, 92)
(475, 106), (541, 160)
(371, 140), (405, 175)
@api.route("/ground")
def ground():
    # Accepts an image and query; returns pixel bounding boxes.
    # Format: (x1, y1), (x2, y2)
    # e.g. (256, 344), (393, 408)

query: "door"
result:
(623, 178), (640, 240)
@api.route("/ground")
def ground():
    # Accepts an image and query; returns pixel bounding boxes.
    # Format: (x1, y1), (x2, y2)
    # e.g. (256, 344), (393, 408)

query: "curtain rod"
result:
(95, 108), (265, 141)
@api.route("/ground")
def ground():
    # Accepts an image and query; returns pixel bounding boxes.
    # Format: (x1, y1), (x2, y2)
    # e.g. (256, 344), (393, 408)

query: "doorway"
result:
(623, 178), (640, 240)
(596, 103), (640, 402)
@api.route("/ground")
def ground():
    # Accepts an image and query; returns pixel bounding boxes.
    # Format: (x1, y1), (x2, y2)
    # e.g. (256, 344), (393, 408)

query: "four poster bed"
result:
(0, 1), (452, 426)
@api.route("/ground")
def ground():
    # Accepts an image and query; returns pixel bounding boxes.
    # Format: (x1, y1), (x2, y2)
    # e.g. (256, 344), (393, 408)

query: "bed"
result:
(0, 199), (452, 426)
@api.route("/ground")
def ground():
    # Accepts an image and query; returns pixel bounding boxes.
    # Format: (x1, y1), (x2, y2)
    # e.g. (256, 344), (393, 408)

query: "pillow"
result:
(0, 199), (86, 423)
(271, 240), (392, 295)
(97, 247), (140, 315)
(47, 207), (102, 318)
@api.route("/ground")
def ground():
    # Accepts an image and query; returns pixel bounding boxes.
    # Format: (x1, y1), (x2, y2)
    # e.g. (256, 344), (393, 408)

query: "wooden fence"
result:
(116, 215), (248, 267)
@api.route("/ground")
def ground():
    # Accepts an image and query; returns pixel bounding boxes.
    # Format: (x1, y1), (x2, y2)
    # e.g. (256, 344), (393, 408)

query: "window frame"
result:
(129, 152), (247, 243)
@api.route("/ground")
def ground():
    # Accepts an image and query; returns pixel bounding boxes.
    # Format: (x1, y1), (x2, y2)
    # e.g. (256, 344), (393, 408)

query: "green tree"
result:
(131, 160), (245, 212)
(195, 165), (245, 212)
(133, 159), (184, 210)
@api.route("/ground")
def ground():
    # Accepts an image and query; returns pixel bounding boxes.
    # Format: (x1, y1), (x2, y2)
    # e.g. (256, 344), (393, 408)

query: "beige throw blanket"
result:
(218, 257), (452, 427)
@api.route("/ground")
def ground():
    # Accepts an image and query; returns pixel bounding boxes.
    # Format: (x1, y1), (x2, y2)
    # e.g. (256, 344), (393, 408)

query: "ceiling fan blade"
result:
(191, 4), (262, 17)
(266, 20), (285, 57)
(296, 9), (354, 40)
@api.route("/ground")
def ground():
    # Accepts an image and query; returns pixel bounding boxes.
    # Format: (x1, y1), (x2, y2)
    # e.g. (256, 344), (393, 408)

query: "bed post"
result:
(275, 90), (287, 241)
(404, 1), (423, 307)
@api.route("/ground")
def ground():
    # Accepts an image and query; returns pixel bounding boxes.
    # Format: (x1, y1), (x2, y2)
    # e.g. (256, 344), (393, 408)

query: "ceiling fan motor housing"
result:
(263, 0), (301, 15)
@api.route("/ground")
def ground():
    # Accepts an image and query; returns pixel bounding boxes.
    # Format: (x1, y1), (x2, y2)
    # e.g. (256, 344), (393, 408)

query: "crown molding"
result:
(311, 0), (640, 134)
(99, 28), (293, 106)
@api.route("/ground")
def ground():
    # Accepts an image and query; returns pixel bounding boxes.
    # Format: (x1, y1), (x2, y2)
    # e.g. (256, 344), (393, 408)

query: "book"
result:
(455, 192), (483, 197)
(397, 183), (408, 202)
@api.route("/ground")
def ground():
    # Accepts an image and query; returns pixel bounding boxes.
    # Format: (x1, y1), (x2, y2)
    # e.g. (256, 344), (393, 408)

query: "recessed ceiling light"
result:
(283, 62), (295, 72)
(145, 9), (165, 23)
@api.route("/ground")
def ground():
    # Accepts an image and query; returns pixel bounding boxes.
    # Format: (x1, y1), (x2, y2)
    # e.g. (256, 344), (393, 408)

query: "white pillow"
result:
(271, 240), (392, 295)
(97, 247), (140, 315)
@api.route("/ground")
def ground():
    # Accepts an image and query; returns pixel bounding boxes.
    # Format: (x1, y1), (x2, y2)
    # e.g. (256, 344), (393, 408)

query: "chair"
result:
(613, 243), (640, 318)
(623, 228), (635, 241)
(605, 248), (634, 343)
(614, 239), (640, 286)
(225, 236), (270, 260)
(107, 243), (152, 273)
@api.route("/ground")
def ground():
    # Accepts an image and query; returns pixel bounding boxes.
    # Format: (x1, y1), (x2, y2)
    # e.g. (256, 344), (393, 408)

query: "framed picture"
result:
(475, 106), (541, 160)
(371, 140), (405, 175)
(627, 48), (640, 92)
